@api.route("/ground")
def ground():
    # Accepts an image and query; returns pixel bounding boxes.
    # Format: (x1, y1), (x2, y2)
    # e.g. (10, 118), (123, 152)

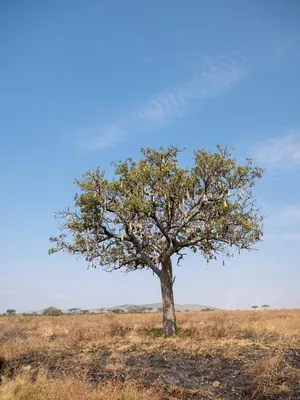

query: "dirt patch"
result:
(0, 356), (7, 384)
(284, 349), (300, 369)
(124, 352), (251, 398)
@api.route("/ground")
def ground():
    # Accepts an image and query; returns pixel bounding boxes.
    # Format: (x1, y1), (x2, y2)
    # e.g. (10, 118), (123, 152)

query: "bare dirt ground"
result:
(1, 310), (300, 399)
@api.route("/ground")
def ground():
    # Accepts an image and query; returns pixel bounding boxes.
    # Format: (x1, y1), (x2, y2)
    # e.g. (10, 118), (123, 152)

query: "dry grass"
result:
(0, 374), (218, 400)
(0, 310), (299, 399)
(0, 375), (165, 400)
(244, 355), (300, 399)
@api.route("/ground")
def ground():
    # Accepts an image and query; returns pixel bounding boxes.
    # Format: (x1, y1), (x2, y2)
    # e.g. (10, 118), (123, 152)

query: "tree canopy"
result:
(42, 307), (63, 316)
(6, 309), (16, 316)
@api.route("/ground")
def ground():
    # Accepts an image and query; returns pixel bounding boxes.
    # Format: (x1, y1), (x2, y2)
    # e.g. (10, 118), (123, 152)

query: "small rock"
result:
(212, 380), (221, 388)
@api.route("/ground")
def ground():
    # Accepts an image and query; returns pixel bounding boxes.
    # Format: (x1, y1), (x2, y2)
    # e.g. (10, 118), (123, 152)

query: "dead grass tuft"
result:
(244, 355), (300, 399)
(0, 375), (164, 400)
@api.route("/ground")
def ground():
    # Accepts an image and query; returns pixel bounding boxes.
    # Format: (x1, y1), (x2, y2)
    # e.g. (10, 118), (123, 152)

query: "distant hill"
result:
(101, 303), (220, 312)
(24, 303), (219, 315)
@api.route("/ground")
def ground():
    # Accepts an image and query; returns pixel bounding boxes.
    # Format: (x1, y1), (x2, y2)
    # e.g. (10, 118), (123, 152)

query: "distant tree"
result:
(251, 305), (259, 311)
(111, 308), (125, 314)
(31, 313), (39, 316)
(81, 309), (90, 314)
(68, 308), (81, 314)
(127, 307), (136, 314)
(138, 307), (148, 313)
(127, 306), (154, 313)
(49, 146), (263, 336)
(261, 304), (270, 310)
(6, 309), (16, 316)
(42, 306), (63, 316)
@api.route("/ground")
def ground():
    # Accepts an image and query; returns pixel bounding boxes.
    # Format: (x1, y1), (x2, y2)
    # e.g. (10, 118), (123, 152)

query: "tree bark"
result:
(160, 257), (176, 336)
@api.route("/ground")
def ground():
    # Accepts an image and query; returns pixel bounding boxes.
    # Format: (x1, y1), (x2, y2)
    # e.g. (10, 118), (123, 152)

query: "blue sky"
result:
(1, 0), (300, 312)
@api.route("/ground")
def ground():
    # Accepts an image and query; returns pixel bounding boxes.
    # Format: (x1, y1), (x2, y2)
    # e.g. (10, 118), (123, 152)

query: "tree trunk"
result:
(160, 257), (176, 336)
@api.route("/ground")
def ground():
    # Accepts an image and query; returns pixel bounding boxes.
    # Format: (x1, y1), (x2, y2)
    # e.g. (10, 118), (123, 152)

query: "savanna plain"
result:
(0, 310), (300, 400)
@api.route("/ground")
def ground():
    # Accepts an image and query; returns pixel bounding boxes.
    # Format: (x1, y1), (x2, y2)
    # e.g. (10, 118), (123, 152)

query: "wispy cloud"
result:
(277, 206), (300, 221)
(78, 124), (124, 151)
(268, 232), (300, 241)
(252, 131), (300, 169)
(266, 205), (300, 241)
(282, 232), (300, 240)
(138, 57), (245, 121)
(79, 55), (246, 150)
(268, 205), (300, 227)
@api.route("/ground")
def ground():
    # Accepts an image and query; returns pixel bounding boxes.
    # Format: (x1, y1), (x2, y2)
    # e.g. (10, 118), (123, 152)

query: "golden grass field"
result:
(0, 310), (300, 399)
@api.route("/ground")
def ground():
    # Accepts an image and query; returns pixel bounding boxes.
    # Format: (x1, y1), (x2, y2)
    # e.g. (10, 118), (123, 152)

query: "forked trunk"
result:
(160, 257), (176, 336)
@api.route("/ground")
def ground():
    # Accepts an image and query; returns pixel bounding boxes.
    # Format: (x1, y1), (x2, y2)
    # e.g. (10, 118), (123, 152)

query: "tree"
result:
(6, 309), (16, 316)
(251, 305), (259, 311)
(42, 306), (63, 316)
(68, 308), (81, 314)
(110, 308), (125, 314)
(261, 304), (270, 310)
(49, 146), (263, 336)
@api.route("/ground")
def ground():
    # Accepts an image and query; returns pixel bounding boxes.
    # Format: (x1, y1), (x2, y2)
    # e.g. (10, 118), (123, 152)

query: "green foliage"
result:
(49, 145), (263, 274)
(110, 308), (125, 314)
(6, 309), (16, 316)
(42, 307), (63, 316)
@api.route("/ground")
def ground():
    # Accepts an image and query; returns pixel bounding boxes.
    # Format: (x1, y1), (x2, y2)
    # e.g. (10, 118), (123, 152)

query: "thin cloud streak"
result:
(278, 206), (300, 220)
(78, 124), (124, 151)
(138, 57), (245, 121)
(282, 232), (300, 240)
(268, 205), (300, 226)
(265, 205), (300, 241)
(252, 132), (300, 168)
(79, 55), (246, 150)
